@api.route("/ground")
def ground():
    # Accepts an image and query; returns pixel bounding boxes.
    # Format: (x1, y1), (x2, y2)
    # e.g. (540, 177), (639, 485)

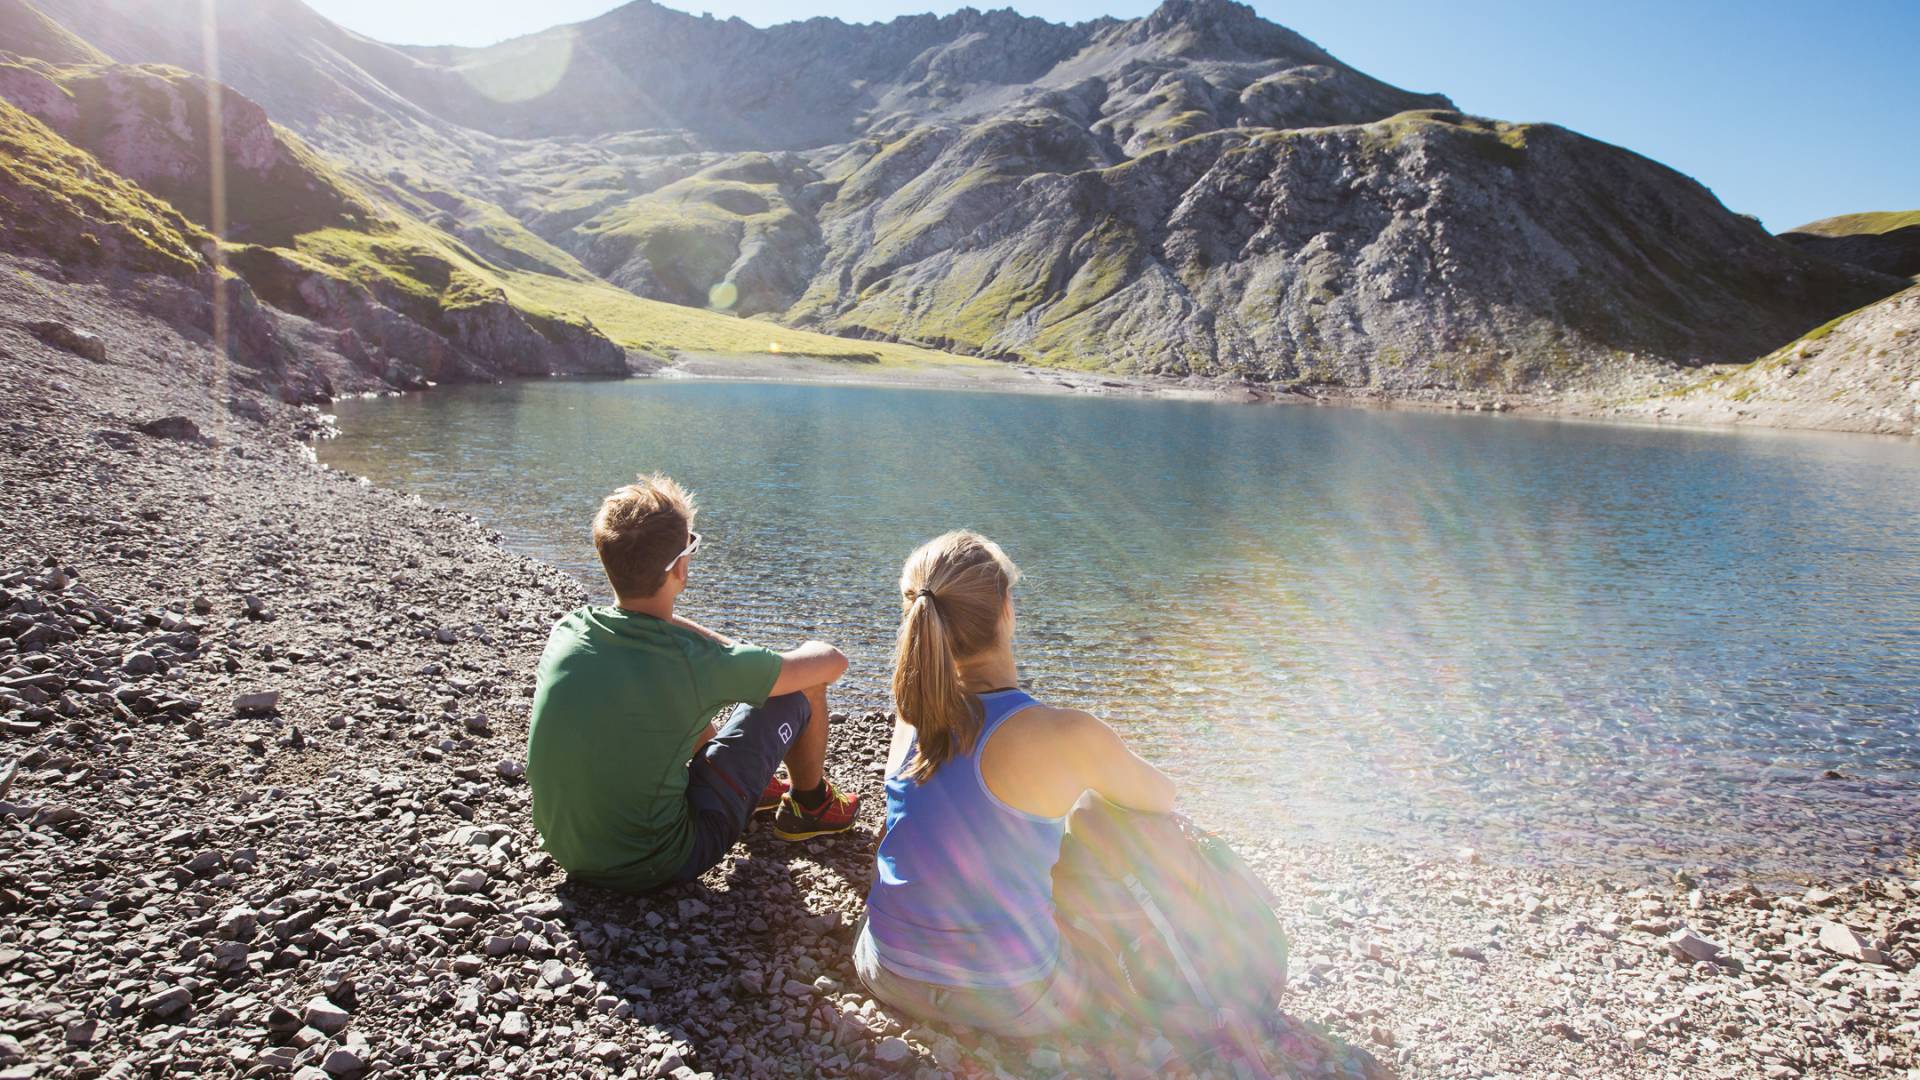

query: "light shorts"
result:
(852, 917), (1091, 1038)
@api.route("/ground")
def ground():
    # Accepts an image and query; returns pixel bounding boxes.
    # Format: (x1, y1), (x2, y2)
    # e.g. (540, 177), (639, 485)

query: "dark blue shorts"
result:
(670, 692), (811, 884)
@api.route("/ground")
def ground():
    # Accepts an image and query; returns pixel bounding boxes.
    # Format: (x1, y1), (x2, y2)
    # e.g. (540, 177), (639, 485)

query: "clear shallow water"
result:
(321, 378), (1920, 881)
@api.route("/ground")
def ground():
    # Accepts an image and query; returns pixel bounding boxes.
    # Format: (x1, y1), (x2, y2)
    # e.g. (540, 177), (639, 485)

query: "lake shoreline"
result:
(4, 274), (1916, 1077)
(632, 348), (1920, 441)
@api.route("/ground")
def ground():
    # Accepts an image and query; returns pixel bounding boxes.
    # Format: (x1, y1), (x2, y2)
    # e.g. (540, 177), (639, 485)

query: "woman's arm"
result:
(1061, 709), (1176, 814)
(885, 716), (915, 778)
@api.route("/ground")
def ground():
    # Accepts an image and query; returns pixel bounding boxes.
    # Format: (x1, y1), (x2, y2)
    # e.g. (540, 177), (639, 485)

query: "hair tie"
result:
(914, 588), (936, 601)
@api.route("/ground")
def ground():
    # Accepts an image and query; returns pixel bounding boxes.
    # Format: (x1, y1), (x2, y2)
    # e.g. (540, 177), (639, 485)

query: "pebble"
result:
(140, 986), (191, 1018)
(233, 690), (281, 714)
(1816, 919), (1890, 965)
(303, 997), (350, 1035)
(448, 868), (490, 894)
(1666, 927), (1722, 963)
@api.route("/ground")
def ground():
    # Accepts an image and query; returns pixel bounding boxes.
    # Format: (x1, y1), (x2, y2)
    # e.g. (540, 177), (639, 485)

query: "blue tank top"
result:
(864, 689), (1067, 988)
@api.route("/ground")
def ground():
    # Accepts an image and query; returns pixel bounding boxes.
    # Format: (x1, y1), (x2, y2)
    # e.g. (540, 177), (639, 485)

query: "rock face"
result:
(1780, 210), (1920, 279)
(0, 57), (372, 245)
(788, 112), (1897, 382)
(377, 0), (1452, 150)
(1619, 284), (1920, 436)
(0, 65), (633, 399)
(0, 95), (207, 277)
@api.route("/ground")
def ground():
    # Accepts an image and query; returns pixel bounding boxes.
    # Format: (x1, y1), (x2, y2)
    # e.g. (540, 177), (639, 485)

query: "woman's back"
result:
(855, 529), (1173, 1034)
(865, 688), (1067, 987)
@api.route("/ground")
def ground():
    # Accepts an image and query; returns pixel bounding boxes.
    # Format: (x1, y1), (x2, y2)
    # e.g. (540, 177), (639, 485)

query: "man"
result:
(527, 473), (860, 892)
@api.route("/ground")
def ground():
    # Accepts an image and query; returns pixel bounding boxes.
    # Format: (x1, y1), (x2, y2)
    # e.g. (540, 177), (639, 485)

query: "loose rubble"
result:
(2, 267), (1917, 1078)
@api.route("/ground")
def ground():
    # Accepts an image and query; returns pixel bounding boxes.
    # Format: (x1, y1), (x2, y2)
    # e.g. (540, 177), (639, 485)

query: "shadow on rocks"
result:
(543, 819), (881, 1077)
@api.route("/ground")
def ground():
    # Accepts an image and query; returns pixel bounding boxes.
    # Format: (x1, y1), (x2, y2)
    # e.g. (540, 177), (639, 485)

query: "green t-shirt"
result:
(526, 606), (782, 891)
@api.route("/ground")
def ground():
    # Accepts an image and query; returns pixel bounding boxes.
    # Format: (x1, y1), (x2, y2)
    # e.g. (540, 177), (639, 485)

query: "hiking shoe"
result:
(772, 782), (861, 841)
(755, 775), (791, 817)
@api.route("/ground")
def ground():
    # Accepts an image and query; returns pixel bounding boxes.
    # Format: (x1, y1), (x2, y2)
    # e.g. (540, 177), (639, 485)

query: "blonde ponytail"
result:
(891, 531), (1020, 782)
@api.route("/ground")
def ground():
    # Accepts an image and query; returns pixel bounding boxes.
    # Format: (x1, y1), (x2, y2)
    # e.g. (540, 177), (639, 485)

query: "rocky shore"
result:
(4, 265), (1918, 1080)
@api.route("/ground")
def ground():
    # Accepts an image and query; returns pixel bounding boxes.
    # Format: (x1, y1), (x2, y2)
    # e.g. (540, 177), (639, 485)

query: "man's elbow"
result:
(818, 643), (850, 681)
(799, 640), (849, 683)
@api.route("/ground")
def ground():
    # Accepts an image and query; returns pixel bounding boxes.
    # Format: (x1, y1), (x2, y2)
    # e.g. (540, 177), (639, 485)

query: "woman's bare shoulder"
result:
(999, 702), (1101, 743)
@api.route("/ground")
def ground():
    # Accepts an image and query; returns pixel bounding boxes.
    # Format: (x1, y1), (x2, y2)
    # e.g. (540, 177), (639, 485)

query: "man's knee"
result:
(764, 690), (813, 739)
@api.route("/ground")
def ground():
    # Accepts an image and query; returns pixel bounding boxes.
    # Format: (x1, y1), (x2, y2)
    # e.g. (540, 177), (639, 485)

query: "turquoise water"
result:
(321, 378), (1920, 880)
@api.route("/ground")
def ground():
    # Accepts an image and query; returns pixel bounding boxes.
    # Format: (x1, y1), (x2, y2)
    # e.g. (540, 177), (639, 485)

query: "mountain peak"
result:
(1143, 0), (1257, 32)
(1130, 0), (1332, 63)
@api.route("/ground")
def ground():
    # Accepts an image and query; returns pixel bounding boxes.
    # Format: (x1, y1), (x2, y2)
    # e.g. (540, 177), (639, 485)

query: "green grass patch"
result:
(1785, 210), (1920, 237)
(501, 272), (992, 368)
(0, 98), (207, 275)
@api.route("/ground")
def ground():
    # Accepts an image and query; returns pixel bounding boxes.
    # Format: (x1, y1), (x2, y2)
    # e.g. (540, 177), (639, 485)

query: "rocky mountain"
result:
(1780, 211), (1920, 279)
(15, 0), (1914, 397)
(0, 57), (374, 246)
(0, 0), (104, 64)
(0, 49), (633, 398)
(1620, 284), (1920, 436)
(385, 0), (1449, 150)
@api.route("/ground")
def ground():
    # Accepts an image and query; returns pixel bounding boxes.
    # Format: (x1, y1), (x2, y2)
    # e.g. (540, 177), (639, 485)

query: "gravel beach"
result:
(3, 265), (1917, 1079)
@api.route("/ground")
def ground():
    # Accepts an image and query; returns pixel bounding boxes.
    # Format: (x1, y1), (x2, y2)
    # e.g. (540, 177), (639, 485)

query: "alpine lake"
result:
(319, 376), (1920, 882)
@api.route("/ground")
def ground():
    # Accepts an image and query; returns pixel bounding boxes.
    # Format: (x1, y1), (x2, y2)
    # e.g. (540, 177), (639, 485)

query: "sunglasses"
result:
(663, 530), (702, 573)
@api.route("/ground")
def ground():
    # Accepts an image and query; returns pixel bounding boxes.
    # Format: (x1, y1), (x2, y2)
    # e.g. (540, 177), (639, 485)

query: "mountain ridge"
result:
(1779, 210), (1920, 280)
(13, 0), (1913, 408)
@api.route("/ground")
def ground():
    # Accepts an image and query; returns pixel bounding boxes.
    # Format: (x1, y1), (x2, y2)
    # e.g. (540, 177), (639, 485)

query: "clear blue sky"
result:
(306, 0), (1916, 232)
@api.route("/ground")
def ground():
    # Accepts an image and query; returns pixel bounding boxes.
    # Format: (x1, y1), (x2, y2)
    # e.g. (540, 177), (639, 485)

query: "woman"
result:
(855, 530), (1175, 1036)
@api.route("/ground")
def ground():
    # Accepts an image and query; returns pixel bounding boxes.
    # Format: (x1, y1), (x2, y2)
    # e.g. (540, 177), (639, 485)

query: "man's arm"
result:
(691, 719), (718, 756)
(768, 640), (848, 697)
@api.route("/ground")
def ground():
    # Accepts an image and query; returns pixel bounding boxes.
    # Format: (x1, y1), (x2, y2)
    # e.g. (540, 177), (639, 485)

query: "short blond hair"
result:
(593, 473), (696, 600)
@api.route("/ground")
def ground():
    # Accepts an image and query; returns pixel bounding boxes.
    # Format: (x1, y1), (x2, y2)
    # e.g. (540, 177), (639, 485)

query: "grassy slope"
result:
(503, 271), (992, 366)
(0, 0), (110, 65)
(274, 182), (988, 367)
(1784, 210), (1920, 237)
(810, 112), (1537, 374)
(574, 158), (800, 268)
(0, 98), (208, 276)
(4, 69), (982, 369)
(1647, 281), (1914, 404)
(0, 2), (984, 374)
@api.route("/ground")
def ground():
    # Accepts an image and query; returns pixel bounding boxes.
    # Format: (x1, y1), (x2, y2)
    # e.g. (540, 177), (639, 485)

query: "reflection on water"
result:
(321, 378), (1920, 880)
